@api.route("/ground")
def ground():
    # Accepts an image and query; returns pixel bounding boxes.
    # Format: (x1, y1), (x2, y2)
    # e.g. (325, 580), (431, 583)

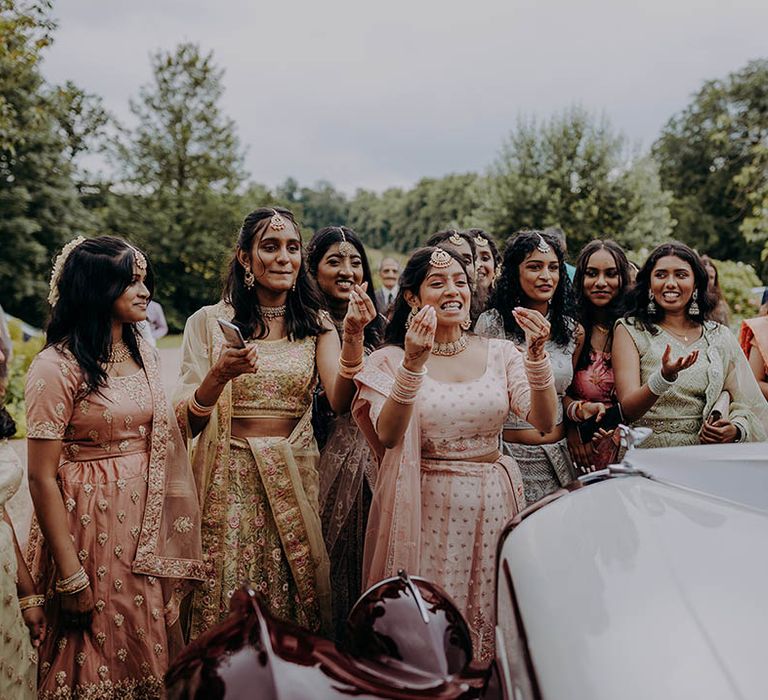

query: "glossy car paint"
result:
(498, 444), (768, 700)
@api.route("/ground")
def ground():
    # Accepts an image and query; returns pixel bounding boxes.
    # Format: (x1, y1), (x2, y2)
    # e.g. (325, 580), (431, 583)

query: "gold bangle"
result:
(188, 392), (215, 417)
(339, 354), (364, 368)
(55, 567), (90, 596)
(19, 594), (45, 611)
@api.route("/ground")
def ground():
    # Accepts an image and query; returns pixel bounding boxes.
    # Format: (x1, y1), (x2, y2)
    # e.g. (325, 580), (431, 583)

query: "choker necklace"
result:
(431, 333), (468, 357)
(259, 304), (286, 320)
(108, 340), (132, 364)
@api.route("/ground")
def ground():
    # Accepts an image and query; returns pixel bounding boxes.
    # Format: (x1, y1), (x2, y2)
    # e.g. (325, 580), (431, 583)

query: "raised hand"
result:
(512, 307), (550, 359)
(211, 343), (259, 385)
(660, 344), (699, 382)
(343, 282), (378, 337)
(403, 306), (436, 372)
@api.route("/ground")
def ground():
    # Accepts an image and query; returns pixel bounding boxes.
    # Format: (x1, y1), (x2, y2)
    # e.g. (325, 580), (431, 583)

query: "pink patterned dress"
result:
(353, 338), (529, 663)
(25, 345), (202, 700)
(570, 349), (618, 469)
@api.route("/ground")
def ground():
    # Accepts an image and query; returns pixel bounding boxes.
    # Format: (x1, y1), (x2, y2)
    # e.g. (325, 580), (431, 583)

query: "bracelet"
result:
(19, 594), (45, 611)
(524, 352), (554, 391)
(338, 357), (364, 379)
(566, 400), (585, 423)
(188, 391), (215, 418)
(390, 362), (426, 405)
(55, 567), (90, 596)
(339, 353), (365, 368)
(647, 369), (674, 396)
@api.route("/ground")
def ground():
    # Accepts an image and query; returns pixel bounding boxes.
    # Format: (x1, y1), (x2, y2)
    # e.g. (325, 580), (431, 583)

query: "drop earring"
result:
(647, 289), (657, 314)
(461, 315), (472, 331)
(405, 306), (419, 329)
(688, 289), (700, 317)
(244, 266), (255, 290)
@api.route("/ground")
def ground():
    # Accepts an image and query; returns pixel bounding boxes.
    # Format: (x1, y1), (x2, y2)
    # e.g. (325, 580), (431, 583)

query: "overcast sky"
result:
(41, 0), (768, 193)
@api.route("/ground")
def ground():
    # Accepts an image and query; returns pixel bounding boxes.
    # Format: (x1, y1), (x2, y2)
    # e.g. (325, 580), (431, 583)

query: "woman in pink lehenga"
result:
(25, 237), (203, 700)
(352, 247), (557, 664)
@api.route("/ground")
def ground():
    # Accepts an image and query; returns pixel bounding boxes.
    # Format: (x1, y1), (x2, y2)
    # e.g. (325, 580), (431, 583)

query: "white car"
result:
(495, 441), (768, 700)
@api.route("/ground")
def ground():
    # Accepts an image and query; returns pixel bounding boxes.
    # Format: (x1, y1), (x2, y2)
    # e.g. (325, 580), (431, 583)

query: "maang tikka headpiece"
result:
(269, 209), (286, 231)
(429, 248), (453, 268)
(474, 235), (489, 248)
(337, 227), (356, 257)
(129, 245), (147, 272)
(48, 236), (86, 306)
(536, 233), (552, 254)
(448, 231), (463, 246)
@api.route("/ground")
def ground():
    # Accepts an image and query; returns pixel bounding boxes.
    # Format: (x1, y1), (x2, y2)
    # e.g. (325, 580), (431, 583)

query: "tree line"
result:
(2, 1), (767, 330)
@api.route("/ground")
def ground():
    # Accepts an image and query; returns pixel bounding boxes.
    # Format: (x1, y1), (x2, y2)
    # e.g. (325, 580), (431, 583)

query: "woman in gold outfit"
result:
(175, 208), (375, 638)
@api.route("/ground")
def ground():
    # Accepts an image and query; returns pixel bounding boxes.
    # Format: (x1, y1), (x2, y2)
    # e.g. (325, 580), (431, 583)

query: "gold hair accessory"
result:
(474, 235), (489, 247)
(337, 227), (356, 257)
(129, 245), (147, 272)
(448, 231), (463, 246)
(269, 210), (286, 231)
(536, 234), (552, 254)
(429, 249), (453, 268)
(48, 236), (86, 306)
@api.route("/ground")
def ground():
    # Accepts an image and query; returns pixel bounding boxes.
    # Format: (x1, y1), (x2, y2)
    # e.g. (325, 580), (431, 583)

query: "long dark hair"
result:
(46, 236), (154, 394)
(488, 230), (576, 347)
(625, 241), (715, 333)
(384, 247), (470, 348)
(573, 239), (630, 370)
(223, 207), (327, 341)
(306, 226), (383, 350)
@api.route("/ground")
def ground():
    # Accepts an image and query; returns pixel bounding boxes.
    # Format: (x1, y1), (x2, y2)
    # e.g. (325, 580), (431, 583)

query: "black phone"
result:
(577, 403), (624, 444)
(217, 318), (246, 349)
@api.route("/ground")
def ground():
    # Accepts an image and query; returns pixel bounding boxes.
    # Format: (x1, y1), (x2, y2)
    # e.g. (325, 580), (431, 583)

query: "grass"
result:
(157, 334), (183, 349)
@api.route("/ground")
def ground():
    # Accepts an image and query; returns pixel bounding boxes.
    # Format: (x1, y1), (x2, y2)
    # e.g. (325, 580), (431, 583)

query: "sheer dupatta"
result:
(353, 346), (422, 588)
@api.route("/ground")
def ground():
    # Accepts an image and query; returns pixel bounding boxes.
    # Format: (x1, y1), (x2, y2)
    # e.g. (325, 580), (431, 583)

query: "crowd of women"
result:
(2, 207), (768, 698)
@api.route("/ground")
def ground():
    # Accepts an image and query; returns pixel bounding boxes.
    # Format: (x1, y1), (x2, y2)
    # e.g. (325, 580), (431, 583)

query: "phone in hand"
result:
(217, 318), (246, 349)
(577, 403), (624, 444)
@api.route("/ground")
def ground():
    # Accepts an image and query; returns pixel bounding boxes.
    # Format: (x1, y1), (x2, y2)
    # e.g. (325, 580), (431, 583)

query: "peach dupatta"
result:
(353, 346), (422, 588)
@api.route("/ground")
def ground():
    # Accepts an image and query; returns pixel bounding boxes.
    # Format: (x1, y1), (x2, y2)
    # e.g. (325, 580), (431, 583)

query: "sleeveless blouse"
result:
(231, 336), (317, 418)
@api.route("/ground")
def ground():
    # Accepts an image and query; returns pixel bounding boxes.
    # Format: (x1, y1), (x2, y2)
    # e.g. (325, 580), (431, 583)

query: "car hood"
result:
(502, 460), (768, 700)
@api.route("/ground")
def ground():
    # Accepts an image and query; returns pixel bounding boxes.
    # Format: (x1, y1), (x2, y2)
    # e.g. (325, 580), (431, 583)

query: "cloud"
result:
(42, 0), (768, 193)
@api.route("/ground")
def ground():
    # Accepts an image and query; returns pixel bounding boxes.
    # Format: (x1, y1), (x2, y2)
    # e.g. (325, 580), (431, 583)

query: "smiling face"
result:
(650, 255), (696, 313)
(475, 245), (496, 293)
(241, 222), (302, 294)
(582, 248), (621, 308)
(112, 259), (150, 324)
(408, 259), (471, 329)
(518, 248), (560, 305)
(315, 241), (364, 301)
(379, 257), (400, 290)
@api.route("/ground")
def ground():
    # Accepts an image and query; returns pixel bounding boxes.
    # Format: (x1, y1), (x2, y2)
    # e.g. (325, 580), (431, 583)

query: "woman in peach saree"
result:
(352, 247), (557, 663)
(25, 237), (202, 699)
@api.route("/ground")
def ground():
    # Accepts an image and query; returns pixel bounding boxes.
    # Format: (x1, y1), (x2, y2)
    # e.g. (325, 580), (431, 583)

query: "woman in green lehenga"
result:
(175, 208), (375, 638)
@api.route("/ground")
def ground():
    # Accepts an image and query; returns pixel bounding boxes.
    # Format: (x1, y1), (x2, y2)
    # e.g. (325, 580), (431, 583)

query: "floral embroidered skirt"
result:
(27, 451), (168, 700)
(189, 436), (329, 639)
(1, 520), (37, 699)
(418, 455), (525, 665)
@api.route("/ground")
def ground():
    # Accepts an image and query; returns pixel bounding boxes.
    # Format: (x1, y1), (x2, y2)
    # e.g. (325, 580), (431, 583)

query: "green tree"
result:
(0, 0), (86, 326)
(115, 42), (248, 329)
(484, 107), (674, 255)
(653, 59), (768, 272)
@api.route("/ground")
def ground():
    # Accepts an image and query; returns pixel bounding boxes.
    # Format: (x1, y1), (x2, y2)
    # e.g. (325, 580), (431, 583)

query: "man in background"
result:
(375, 257), (400, 318)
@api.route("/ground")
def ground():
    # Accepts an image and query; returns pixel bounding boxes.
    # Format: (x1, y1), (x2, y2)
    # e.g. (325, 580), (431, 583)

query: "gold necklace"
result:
(660, 323), (698, 343)
(259, 304), (286, 320)
(108, 340), (132, 364)
(431, 333), (468, 356)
